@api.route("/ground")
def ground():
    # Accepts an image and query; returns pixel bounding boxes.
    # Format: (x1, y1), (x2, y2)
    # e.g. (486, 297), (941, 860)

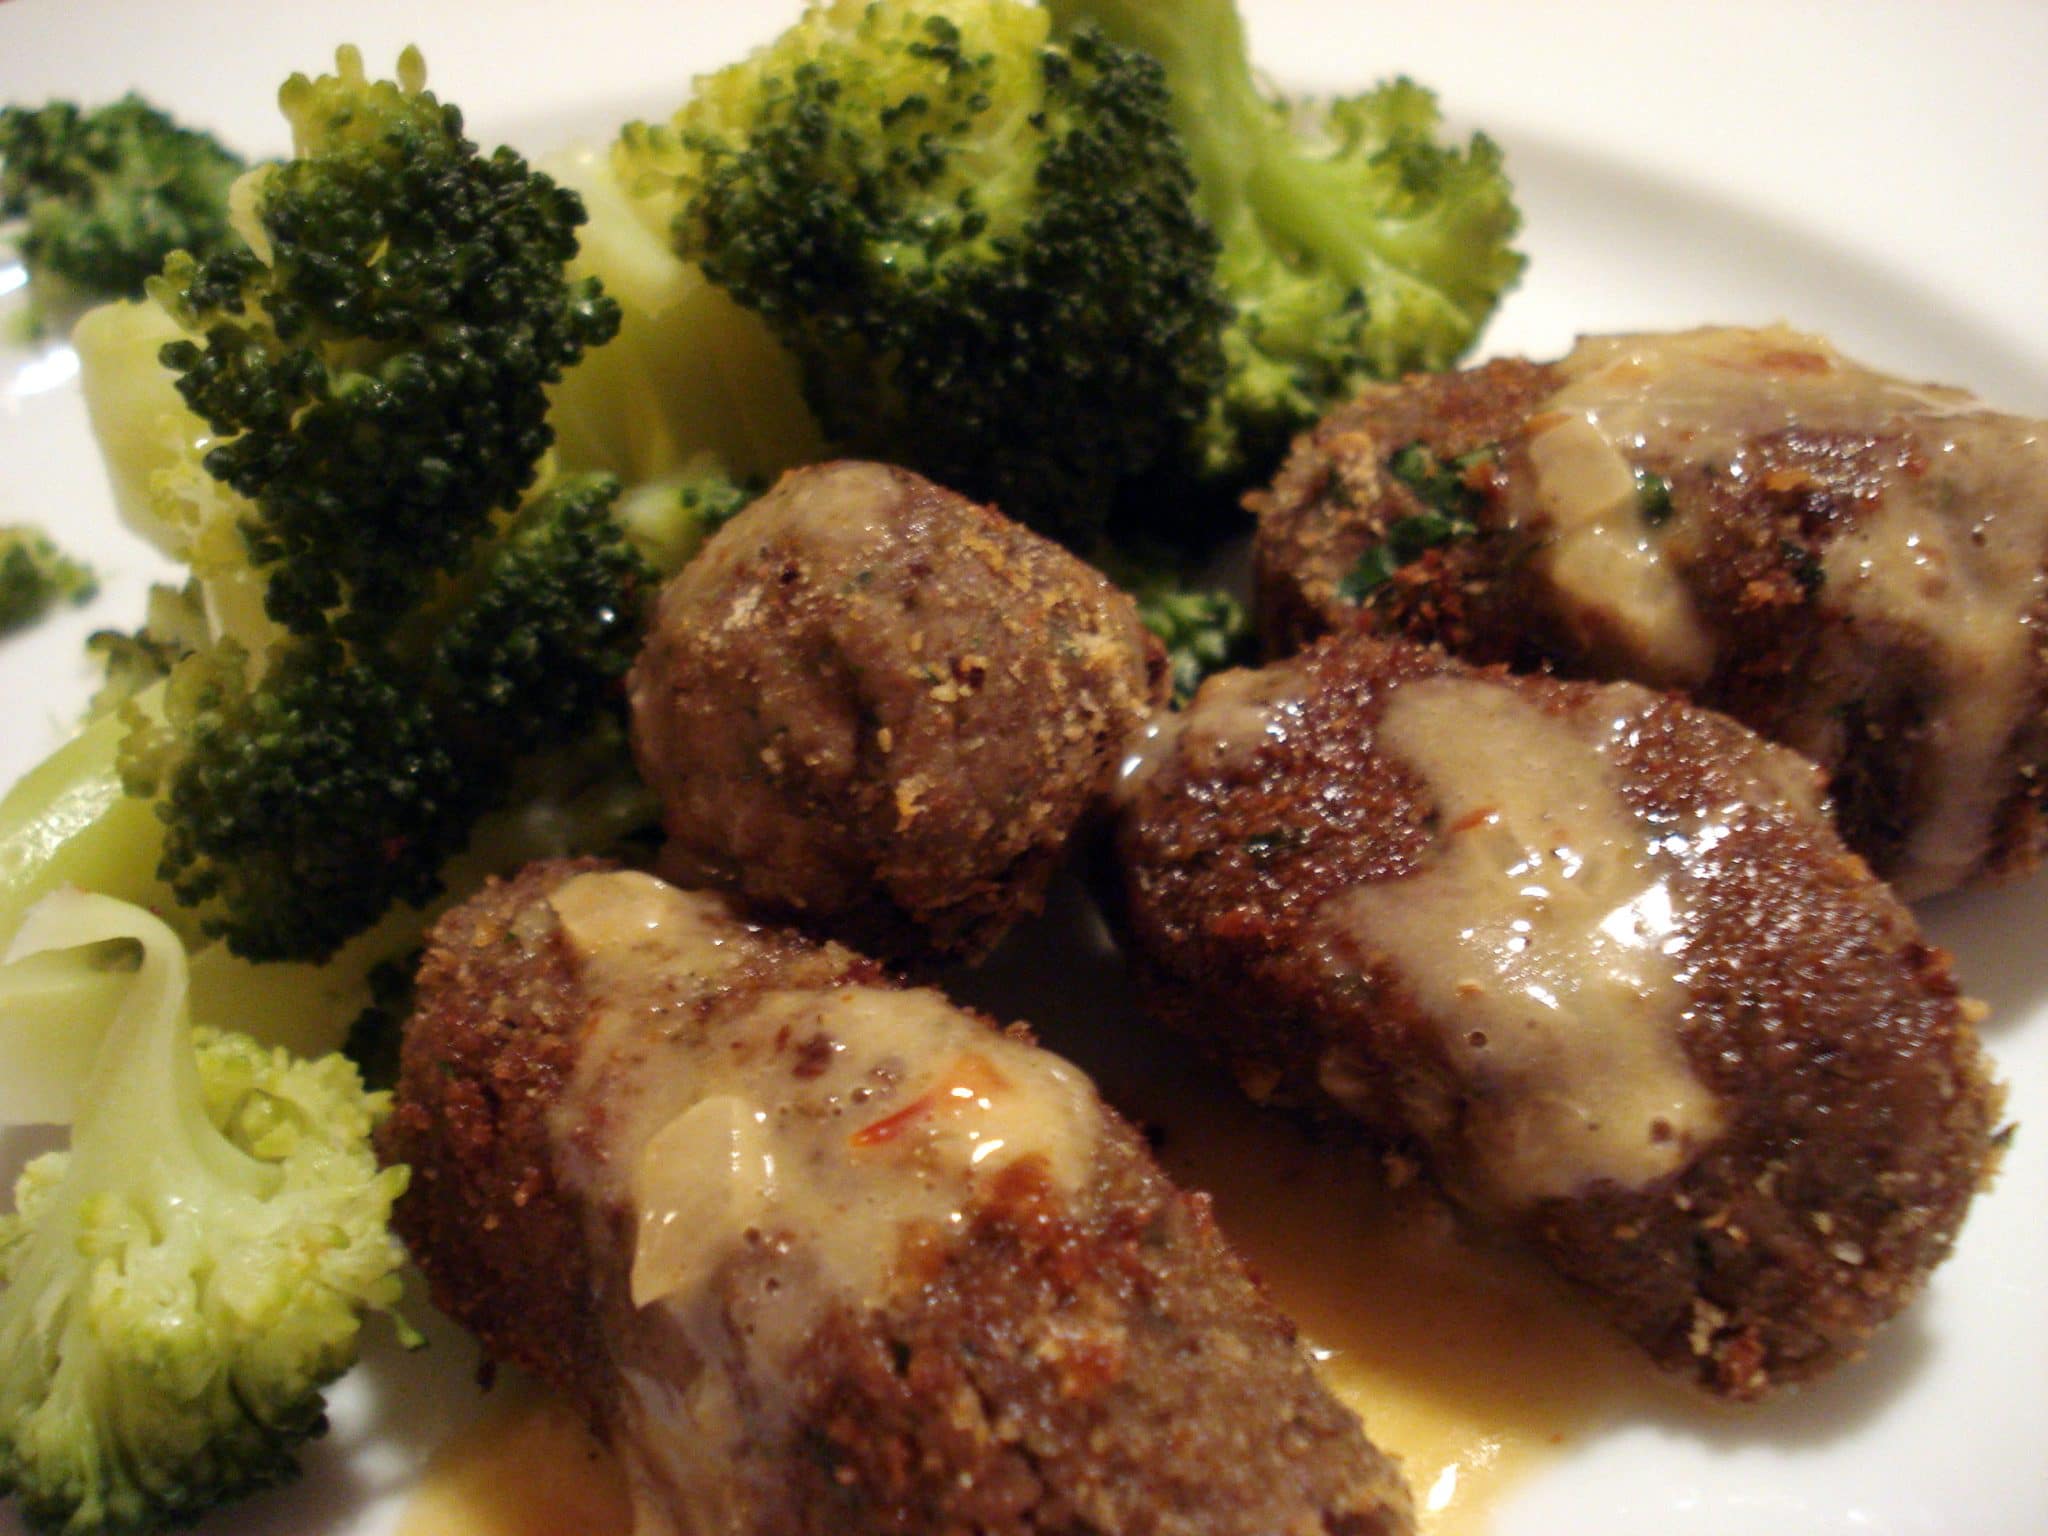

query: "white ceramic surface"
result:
(2, 3), (2043, 1533)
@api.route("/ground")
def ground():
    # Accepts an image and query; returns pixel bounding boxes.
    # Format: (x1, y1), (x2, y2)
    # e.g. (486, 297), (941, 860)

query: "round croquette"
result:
(1110, 633), (2005, 1399)
(382, 860), (1416, 1536)
(628, 461), (1166, 962)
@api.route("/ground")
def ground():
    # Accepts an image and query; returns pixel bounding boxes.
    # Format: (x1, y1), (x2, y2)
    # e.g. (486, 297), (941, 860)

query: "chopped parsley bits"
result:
(1338, 441), (1495, 603)
(1635, 468), (1674, 526)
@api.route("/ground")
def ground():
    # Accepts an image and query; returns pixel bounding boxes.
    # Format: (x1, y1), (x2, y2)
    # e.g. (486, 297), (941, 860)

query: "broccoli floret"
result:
(1097, 544), (1253, 702)
(48, 49), (661, 964)
(156, 46), (619, 641)
(0, 891), (407, 1535)
(538, 143), (824, 492)
(1140, 581), (1252, 703)
(120, 640), (464, 959)
(0, 96), (243, 326)
(1048, 0), (1525, 480)
(618, 0), (1227, 545)
(0, 527), (96, 635)
(337, 952), (416, 1095)
(117, 472), (654, 962)
(84, 582), (209, 715)
(0, 685), (655, 1058)
(609, 459), (762, 573)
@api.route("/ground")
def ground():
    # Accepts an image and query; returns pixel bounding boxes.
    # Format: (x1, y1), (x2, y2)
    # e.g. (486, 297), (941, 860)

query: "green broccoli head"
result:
(607, 459), (763, 575)
(155, 47), (621, 641)
(428, 471), (658, 751)
(618, 0), (1228, 545)
(0, 526), (96, 635)
(84, 582), (209, 716)
(116, 472), (652, 963)
(52, 48), (655, 964)
(0, 95), (244, 323)
(119, 639), (466, 960)
(0, 891), (407, 1536)
(1095, 542), (1252, 702)
(1048, 0), (1525, 481)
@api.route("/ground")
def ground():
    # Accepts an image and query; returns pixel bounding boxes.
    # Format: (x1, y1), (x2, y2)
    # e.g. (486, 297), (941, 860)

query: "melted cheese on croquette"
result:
(398, 1079), (1649, 1536)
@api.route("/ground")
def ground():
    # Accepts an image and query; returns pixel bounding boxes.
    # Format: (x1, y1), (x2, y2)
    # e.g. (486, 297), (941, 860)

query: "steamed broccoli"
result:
(0, 95), (244, 327)
(83, 582), (208, 715)
(156, 46), (619, 640)
(47, 48), (662, 964)
(538, 142), (824, 492)
(0, 528), (96, 635)
(620, 0), (1520, 545)
(607, 458), (763, 574)
(0, 891), (408, 1535)
(111, 470), (655, 962)
(1139, 580), (1251, 703)
(1098, 544), (1253, 702)
(1048, 0), (1526, 478)
(617, 0), (1228, 545)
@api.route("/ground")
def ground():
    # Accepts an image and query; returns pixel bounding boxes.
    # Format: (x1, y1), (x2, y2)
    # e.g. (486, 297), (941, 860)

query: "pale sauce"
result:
(1520, 324), (2048, 895)
(1322, 677), (1721, 1206)
(548, 873), (1096, 1335)
(1524, 408), (1712, 687)
(393, 1376), (632, 1536)
(546, 871), (1099, 1531)
(395, 1058), (1653, 1536)
(399, 868), (1661, 1536)
(1146, 1069), (1651, 1536)
(1117, 663), (1311, 804)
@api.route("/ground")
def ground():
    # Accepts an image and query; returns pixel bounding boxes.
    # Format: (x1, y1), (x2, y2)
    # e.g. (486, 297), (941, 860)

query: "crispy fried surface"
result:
(1251, 349), (2048, 896)
(629, 462), (1166, 962)
(379, 858), (615, 1412)
(1251, 358), (1558, 658)
(382, 860), (1413, 1535)
(1112, 635), (2004, 1399)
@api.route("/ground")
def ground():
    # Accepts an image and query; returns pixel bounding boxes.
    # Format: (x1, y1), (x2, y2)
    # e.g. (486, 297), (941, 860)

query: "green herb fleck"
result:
(1339, 442), (1493, 603)
(1635, 469), (1674, 527)
(1780, 538), (1825, 596)
(1388, 441), (1494, 516)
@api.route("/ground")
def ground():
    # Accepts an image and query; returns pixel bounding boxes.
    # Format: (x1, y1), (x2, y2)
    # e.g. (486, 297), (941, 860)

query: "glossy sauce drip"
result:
(1820, 416), (2048, 894)
(1526, 325), (2048, 893)
(1322, 678), (1723, 1205)
(1146, 1075), (1649, 1536)
(394, 1378), (632, 1536)
(1116, 664), (1311, 803)
(1523, 407), (1713, 686)
(546, 870), (1098, 1529)
(399, 1053), (1653, 1536)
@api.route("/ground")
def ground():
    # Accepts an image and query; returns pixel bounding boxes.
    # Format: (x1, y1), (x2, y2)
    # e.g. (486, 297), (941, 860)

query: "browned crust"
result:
(1249, 359), (1561, 659)
(790, 1141), (1410, 1536)
(378, 857), (618, 1412)
(1248, 358), (2048, 895)
(1111, 634), (2005, 1399)
(629, 461), (1167, 963)
(382, 859), (1413, 1534)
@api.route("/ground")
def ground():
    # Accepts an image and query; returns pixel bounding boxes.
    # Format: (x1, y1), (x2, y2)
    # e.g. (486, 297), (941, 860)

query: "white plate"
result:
(2, 3), (2044, 1534)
